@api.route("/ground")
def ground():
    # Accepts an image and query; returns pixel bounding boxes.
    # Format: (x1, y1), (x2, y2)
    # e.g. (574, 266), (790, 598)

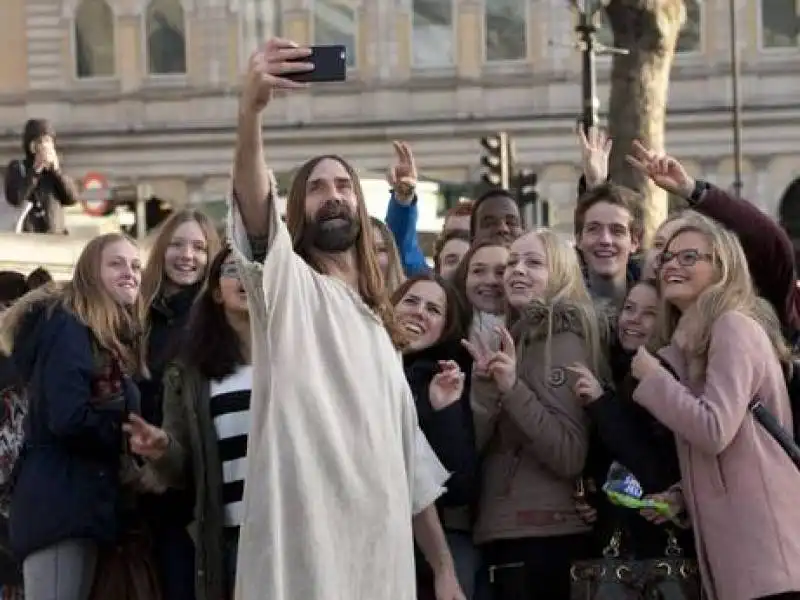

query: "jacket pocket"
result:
(488, 561), (528, 596)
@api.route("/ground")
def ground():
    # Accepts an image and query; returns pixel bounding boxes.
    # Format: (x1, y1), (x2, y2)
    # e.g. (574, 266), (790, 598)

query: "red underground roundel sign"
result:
(81, 172), (111, 217)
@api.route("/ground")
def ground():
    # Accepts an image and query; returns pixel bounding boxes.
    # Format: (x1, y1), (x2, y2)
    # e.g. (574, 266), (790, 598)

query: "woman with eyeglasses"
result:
(124, 246), (252, 600)
(629, 212), (800, 600)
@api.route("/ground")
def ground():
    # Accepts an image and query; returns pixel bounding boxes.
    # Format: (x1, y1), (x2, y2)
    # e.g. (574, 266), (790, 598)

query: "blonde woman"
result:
(463, 229), (604, 599)
(370, 216), (406, 294)
(139, 208), (220, 600)
(631, 213), (800, 600)
(0, 233), (146, 600)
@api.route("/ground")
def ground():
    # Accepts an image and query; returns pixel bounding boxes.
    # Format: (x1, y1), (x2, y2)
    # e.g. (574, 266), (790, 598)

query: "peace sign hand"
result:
(577, 126), (612, 188)
(488, 326), (517, 393)
(567, 363), (604, 405)
(626, 140), (694, 199)
(123, 414), (169, 460)
(388, 141), (418, 204)
(241, 38), (314, 114)
(429, 360), (466, 411)
(462, 332), (495, 379)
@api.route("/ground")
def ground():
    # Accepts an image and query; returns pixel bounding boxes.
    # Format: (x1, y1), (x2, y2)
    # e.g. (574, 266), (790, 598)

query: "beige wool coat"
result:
(634, 310), (800, 600)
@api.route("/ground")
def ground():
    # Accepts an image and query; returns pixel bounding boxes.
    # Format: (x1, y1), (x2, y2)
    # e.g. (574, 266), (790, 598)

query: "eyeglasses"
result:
(656, 249), (713, 270)
(219, 262), (241, 280)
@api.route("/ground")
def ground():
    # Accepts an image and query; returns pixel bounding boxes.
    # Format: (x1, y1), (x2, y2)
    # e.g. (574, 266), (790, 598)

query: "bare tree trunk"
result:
(606, 0), (685, 247)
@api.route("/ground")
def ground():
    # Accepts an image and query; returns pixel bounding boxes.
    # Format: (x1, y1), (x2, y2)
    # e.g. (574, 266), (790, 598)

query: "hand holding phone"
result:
(241, 38), (315, 113)
(284, 45), (348, 83)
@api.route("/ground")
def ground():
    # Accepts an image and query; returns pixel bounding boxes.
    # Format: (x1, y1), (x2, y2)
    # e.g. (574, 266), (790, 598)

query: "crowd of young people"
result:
(1, 37), (800, 600)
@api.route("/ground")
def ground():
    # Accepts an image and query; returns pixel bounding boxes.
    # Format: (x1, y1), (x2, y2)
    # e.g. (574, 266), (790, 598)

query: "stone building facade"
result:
(0, 0), (798, 232)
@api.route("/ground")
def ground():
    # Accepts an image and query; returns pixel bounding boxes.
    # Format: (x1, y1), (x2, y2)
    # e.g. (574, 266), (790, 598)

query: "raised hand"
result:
(241, 38), (314, 114)
(123, 414), (169, 460)
(43, 140), (59, 172)
(487, 326), (517, 393)
(630, 345), (660, 382)
(388, 141), (418, 204)
(578, 126), (612, 188)
(626, 140), (694, 198)
(462, 332), (496, 378)
(428, 360), (465, 411)
(567, 363), (604, 405)
(33, 143), (48, 174)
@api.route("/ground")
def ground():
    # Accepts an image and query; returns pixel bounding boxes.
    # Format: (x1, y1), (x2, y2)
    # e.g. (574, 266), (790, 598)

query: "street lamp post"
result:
(729, 0), (744, 196)
(570, 0), (628, 134)
(575, 1), (599, 133)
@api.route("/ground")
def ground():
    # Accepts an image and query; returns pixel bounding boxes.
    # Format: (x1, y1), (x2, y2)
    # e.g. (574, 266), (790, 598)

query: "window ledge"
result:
(410, 66), (458, 78)
(140, 74), (190, 88)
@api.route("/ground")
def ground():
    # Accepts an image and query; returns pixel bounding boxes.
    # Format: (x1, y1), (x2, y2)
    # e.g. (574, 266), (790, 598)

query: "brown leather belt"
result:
(515, 509), (577, 527)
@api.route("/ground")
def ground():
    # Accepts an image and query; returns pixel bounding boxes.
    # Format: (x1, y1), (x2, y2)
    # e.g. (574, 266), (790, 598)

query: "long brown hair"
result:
(140, 209), (221, 309)
(0, 233), (147, 376)
(182, 246), (249, 380)
(370, 216), (405, 294)
(284, 155), (405, 348)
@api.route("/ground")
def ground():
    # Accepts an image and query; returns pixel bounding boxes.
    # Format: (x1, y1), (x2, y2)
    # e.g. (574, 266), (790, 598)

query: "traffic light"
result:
(480, 132), (513, 190)
(516, 169), (550, 228)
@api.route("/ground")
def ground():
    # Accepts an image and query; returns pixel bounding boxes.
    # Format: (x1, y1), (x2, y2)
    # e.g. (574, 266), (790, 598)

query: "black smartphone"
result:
(285, 44), (347, 83)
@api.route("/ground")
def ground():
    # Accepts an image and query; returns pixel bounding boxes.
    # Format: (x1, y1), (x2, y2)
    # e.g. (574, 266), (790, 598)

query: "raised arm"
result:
(233, 39), (312, 246)
(229, 39), (313, 319)
(688, 184), (796, 331)
(385, 141), (428, 275)
(627, 140), (799, 332)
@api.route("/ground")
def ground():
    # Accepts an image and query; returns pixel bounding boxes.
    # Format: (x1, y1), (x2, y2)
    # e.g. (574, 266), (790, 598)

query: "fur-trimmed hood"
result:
(512, 298), (598, 342)
(0, 282), (63, 358)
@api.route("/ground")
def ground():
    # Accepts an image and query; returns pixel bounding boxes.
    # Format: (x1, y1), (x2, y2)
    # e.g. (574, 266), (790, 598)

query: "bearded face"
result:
(303, 198), (361, 253)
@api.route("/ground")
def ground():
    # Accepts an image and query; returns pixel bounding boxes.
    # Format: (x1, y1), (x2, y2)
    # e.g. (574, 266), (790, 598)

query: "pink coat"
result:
(634, 311), (800, 600)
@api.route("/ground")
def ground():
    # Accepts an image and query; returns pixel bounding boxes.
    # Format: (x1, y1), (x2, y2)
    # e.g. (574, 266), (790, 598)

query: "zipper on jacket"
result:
(488, 561), (525, 583)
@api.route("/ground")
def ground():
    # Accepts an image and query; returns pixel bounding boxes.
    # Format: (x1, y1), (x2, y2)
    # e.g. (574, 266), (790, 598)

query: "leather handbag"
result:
(570, 529), (702, 600)
(88, 527), (163, 600)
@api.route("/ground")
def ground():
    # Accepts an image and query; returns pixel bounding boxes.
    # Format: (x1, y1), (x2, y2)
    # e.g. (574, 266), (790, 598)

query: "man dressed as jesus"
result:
(229, 38), (465, 600)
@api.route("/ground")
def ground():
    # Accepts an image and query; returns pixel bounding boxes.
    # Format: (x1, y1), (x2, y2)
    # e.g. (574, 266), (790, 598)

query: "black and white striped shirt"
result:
(209, 364), (253, 528)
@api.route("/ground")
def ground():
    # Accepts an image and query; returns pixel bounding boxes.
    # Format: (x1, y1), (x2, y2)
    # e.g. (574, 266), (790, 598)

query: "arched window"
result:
(676, 0), (702, 53)
(74, 0), (116, 79)
(146, 0), (187, 75)
(485, 0), (526, 62)
(314, 1), (357, 67)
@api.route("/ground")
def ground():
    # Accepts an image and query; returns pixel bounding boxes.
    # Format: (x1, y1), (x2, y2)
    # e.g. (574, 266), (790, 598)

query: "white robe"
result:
(229, 193), (448, 600)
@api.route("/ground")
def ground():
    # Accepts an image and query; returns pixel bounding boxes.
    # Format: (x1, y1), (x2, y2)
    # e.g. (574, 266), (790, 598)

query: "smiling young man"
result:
(574, 183), (643, 305)
(470, 190), (523, 246)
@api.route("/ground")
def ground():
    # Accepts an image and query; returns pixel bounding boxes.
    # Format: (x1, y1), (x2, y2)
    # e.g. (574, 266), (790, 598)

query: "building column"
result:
(0, 0), (27, 95)
(116, 4), (143, 93)
(190, 4), (230, 87)
(456, 0), (481, 79)
(392, 0), (412, 79)
(284, 9), (311, 45)
(357, 2), (378, 81)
